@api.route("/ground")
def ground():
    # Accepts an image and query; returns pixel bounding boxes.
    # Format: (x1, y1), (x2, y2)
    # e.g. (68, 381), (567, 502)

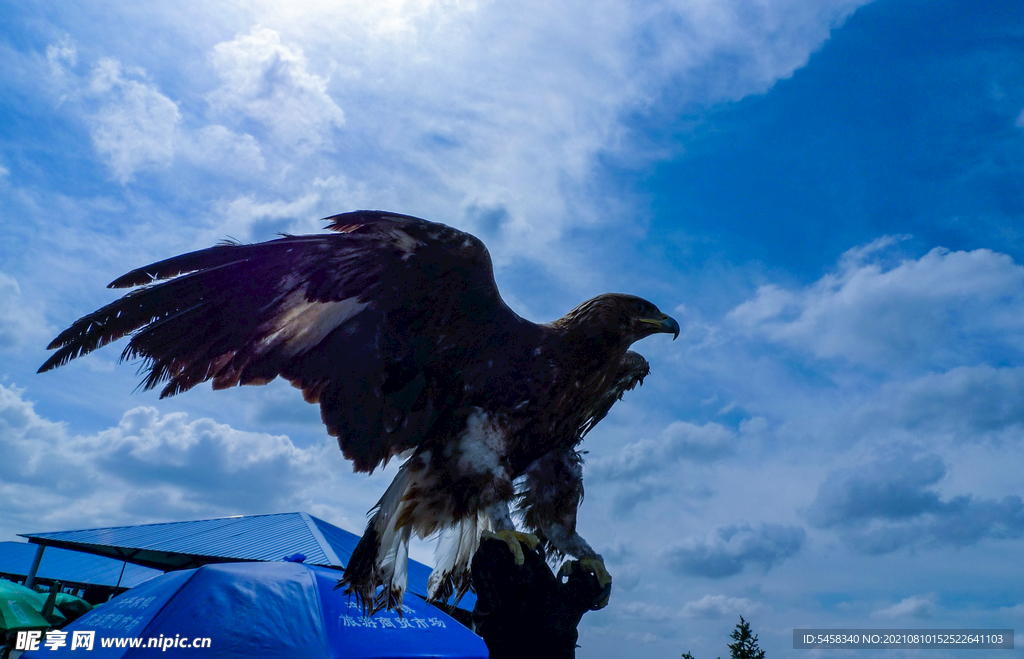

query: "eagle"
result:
(39, 210), (678, 612)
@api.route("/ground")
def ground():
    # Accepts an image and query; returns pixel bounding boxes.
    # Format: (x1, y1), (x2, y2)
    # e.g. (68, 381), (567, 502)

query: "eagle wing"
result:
(578, 350), (650, 438)
(39, 210), (520, 472)
(519, 350), (649, 555)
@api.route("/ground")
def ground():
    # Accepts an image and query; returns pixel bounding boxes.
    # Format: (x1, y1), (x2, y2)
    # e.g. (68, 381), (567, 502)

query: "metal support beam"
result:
(24, 543), (45, 589)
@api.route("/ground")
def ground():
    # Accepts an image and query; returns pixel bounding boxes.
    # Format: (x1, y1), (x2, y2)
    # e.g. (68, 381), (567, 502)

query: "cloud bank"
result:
(729, 239), (1024, 370)
(806, 453), (1024, 554)
(667, 523), (806, 578)
(0, 382), (373, 541)
(26, 0), (872, 265)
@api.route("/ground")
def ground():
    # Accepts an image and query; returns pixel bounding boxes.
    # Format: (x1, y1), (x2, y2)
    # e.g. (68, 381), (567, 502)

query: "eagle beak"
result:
(640, 315), (680, 340)
(662, 315), (680, 340)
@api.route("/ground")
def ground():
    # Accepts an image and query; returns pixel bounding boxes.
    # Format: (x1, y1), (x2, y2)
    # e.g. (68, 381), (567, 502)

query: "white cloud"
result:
(583, 416), (771, 517)
(35, 0), (873, 271)
(42, 40), (265, 186)
(871, 594), (937, 619)
(181, 125), (266, 177)
(681, 594), (762, 618)
(617, 600), (680, 623)
(201, 174), (371, 244)
(87, 58), (181, 183)
(998, 603), (1024, 617)
(207, 27), (345, 154)
(806, 454), (947, 529)
(92, 406), (311, 506)
(728, 240), (1024, 369)
(617, 593), (764, 621)
(184, 0), (872, 264)
(590, 418), (765, 481)
(851, 365), (1024, 445)
(667, 523), (805, 577)
(45, 38), (77, 74)
(805, 453), (1024, 554)
(45, 36), (78, 101)
(0, 272), (52, 351)
(0, 382), (373, 542)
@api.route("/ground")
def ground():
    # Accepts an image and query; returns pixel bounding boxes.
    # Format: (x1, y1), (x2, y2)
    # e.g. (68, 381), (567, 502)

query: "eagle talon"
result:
(579, 557), (612, 588)
(559, 558), (612, 609)
(481, 530), (539, 565)
(556, 560), (576, 580)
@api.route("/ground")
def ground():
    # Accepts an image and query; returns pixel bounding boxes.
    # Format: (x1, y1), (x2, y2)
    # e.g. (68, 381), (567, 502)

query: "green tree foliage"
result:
(682, 615), (765, 659)
(727, 616), (765, 659)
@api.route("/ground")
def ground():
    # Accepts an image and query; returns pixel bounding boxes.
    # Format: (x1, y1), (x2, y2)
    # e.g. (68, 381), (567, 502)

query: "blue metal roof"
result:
(21, 513), (334, 570)
(20, 512), (475, 609)
(0, 541), (161, 589)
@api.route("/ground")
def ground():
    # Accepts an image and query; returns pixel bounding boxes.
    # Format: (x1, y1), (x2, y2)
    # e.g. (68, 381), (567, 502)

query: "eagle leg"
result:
(480, 529), (539, 566)
(541, 523), (612, 598)
(483, 500), (539, 565)
(517, 447), (614, 605)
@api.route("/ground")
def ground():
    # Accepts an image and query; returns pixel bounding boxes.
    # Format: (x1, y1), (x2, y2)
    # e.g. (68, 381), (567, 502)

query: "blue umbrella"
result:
(22, 562), (486, 659)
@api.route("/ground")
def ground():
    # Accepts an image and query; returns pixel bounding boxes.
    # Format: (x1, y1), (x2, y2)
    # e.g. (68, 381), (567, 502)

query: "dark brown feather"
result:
(40, 211), (523, 474)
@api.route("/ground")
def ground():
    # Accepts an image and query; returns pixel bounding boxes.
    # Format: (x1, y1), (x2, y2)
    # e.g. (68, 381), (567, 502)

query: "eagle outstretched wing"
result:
(519, 351), (649, 550)
(38, 210), (519, 473)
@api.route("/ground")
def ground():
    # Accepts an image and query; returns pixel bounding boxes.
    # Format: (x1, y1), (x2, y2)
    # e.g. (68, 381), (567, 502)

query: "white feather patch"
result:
(372, 462), (413, 547)
(454, 409), (507, 478)
(371, 463), (415, 610)
(428, 510), (491, 602)
(257, 292), (367, 356)
(377, 525), (411, 610)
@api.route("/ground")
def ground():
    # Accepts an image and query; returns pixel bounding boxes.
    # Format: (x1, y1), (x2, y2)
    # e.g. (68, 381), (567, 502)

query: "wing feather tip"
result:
(107, 271), (150, 289)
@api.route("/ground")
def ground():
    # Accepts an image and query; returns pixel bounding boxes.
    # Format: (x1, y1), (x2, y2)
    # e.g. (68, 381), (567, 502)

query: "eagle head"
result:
(556, 293), (679, 347)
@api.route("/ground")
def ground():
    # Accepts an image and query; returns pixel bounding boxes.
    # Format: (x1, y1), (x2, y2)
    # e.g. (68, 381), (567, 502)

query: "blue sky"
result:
(1, 0), (1023, 657)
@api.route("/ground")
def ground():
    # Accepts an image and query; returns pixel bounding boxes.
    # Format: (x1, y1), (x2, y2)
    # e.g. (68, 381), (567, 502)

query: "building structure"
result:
(16, 512), (475, 613)
(0, 540), (161, 602)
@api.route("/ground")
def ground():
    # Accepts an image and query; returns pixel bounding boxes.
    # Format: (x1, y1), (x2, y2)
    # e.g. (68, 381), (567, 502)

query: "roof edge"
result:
(300, 513), (343, 567)
(18, 512), (301, 539)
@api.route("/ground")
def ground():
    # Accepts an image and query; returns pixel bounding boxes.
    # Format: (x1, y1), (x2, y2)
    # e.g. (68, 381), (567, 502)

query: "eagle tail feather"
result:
(374, 525), (410, 614)
(426, 511), (490, 606)
(339, 462), (414, 613)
